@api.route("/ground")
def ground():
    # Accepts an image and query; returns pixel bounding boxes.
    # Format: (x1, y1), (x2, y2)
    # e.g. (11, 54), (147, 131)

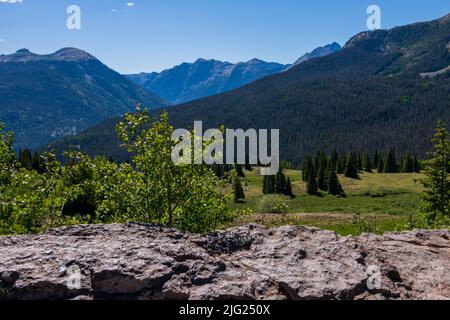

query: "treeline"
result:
(301, 149), (422, 196)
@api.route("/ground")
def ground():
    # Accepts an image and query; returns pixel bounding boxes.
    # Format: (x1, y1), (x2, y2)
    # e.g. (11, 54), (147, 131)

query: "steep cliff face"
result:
(0, 223), (449, 300)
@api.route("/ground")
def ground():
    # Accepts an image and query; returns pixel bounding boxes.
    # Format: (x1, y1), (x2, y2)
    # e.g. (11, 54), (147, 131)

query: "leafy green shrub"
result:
(0, 109), (233, 235)
(116, 108), (231, 233)
(257, 195), (290, 214)
(351, 213), (383, 234)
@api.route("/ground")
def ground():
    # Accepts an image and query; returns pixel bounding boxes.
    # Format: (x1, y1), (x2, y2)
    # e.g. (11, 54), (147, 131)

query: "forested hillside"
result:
(51, 14), (450, 164)
(0, 48), (166, 150)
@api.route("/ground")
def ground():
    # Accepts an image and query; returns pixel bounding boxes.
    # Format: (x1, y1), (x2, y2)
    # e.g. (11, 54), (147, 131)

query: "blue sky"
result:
(0, 0), (448, 74)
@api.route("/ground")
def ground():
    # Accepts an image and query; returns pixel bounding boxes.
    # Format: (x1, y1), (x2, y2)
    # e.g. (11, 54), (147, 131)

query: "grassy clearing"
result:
(227, 168), (425, 235)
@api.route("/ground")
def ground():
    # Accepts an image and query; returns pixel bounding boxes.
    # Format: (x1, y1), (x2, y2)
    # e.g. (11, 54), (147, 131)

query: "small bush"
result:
(257, 195), (290, 214)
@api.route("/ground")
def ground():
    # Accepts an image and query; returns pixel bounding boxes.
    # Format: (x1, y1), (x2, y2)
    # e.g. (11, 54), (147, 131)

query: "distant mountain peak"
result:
(52, 47), (96, 61)
(195, 58), (210, 63)
(246, 58), (266, 64)
(16, 48), (32, 54)
(327, 42), (342, 50)
(194, 58), (223, 64)
(1, 47), (97, 63)
(288, 42), (342, 70)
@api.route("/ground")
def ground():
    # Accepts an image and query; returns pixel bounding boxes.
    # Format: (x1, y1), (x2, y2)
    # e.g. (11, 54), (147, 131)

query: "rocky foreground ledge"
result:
(0, 223), (449, 300)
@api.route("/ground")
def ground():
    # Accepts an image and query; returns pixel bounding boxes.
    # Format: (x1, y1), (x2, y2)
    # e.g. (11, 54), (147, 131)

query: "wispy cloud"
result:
(127, 2), (134, 7)
(0, 0), (24, 4)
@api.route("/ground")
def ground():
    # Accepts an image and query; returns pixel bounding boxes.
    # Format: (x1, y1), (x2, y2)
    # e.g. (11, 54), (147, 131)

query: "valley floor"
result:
(227, 169), (425, 236)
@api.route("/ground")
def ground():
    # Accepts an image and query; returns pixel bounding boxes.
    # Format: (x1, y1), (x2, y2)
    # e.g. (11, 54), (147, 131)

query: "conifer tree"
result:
(344, 156), (359, 179)
(275, 169), (286, 194)
(314, 150), (327, 177)
(363, 153), (372, 173)
(235, 164), (245, 177)
(263, 174), (276, 194)
(301, 155), (311, 182)
(285, 177), (295, 198)
(268, 175), (276, 194)
(357, 153), (363, 171)
(330, 150), (339, 170)
(384, 149), (398, 173)
(317, 164), (328, 191)
(306, 164), (319, 195)
(402, 154), (414, 173)
(413, 156), (421, 173)
(233, 176), (246, 203)
(373, 151), (380, 170)
(420, 120), (450, 224)
(263, 175), (268, 194)
(244, 153), (253, 171)
(328, 168), (345, 196)
(32, 152), (42, 173)
(18, 149), (33, 170)
(337, 154), (346, 174)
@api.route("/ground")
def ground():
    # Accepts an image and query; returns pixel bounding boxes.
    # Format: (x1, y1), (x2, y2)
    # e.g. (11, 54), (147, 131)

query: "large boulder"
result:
(0, 223), (448, 300)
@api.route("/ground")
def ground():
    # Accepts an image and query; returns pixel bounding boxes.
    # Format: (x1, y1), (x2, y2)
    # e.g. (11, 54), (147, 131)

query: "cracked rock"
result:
(0, 223), (448, 300)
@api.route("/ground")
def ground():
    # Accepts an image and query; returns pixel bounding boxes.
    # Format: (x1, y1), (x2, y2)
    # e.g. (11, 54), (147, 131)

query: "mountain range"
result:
(0, 48), (167, 150)
(51, 13), (450, 164)
(126, 59), (287, 105)
(125, 43), (341, 104)
(0, 43), (341, 150)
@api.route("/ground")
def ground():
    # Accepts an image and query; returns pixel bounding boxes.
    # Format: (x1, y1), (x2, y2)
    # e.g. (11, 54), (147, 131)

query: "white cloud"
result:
(127, 2), (134, 7)
(0, 0), (24, 3)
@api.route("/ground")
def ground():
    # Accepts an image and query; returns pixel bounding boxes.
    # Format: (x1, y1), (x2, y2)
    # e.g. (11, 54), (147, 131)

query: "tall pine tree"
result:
(233, 176), (246, 203)
(363, 153), (373, 173)
(306, 164), (319, 195)
(420, 120), (450, 224)
(384, 149), (399, 173)
(373, 151), (380, 170)
(344, 156), (359, 179)
(285, 177), (295, 198)
(328, 168), (345, 196)
(301, 155), (312, 182)
(317, 163), (328, 191)
(377, 157), (385, 173)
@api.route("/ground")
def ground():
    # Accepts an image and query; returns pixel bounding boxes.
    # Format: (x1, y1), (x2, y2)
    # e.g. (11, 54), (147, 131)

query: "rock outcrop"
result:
(0, 223), (449, 300)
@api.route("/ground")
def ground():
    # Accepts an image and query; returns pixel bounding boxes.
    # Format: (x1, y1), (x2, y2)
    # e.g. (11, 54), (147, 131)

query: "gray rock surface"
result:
(0, 223), (449, 300)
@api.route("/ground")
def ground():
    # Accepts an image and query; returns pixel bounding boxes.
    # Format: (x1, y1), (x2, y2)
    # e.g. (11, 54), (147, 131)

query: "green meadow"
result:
(227, 168), (425, 236)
